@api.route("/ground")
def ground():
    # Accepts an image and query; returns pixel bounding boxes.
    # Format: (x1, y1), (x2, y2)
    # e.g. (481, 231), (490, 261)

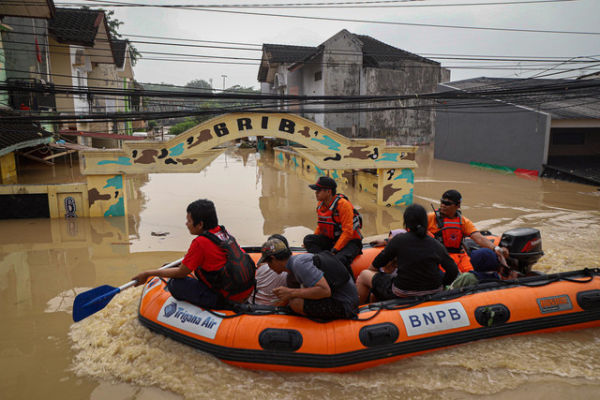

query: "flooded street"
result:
(1, 146), (599, 399)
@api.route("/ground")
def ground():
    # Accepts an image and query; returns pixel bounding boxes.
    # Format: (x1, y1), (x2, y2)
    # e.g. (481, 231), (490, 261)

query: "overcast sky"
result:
(64, 0), (600, 89)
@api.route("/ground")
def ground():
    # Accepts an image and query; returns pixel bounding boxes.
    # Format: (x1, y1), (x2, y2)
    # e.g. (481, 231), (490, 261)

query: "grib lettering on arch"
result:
(399, 302), (470, 336)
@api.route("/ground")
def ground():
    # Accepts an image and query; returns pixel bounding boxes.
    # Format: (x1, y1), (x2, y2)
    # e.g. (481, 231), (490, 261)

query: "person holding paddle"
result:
(131, 199), (255, 309)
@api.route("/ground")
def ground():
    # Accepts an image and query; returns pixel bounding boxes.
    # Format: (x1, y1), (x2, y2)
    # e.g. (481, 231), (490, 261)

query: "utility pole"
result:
(221, 75), (227, 91)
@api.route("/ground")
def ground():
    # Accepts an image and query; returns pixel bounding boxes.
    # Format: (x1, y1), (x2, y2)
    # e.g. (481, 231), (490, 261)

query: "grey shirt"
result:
(286, 253), (359, 314)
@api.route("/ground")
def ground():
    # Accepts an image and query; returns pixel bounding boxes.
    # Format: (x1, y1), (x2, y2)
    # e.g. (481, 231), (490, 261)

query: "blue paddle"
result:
(72, 258), (183, 322)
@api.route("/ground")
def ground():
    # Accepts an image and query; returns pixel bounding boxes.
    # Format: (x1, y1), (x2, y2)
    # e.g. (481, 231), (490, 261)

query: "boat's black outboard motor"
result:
(499, 228), (544, 274)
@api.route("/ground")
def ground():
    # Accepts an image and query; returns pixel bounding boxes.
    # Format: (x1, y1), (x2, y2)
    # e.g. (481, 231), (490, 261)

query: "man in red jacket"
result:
(132, 199), (253, 309)
(303, 176), (362, 272)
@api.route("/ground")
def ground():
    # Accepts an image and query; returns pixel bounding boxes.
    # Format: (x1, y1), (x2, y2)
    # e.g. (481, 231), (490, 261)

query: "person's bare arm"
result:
(470, 231), (508, 258)
(272, 277), (331, 302)
(132, 262), (192, 286)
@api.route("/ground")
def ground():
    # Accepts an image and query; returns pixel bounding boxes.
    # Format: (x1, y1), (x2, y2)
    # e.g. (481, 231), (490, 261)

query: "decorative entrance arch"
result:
(80, 113), (417, 217)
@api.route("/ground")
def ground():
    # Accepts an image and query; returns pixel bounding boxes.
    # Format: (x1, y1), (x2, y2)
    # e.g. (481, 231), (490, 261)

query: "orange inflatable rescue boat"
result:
(137, 229), (600, 373)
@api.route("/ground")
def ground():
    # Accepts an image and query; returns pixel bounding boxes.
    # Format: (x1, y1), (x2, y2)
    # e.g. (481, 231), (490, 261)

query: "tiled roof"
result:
(262, 44), (318, 63)
(0, 119), (53, 157)
(111, 39), (127, 68)
(441, 77), (600, 120)
(356, 34), (439, 67)
(48, 8), (103, 46)
(258, 32), (439, 81)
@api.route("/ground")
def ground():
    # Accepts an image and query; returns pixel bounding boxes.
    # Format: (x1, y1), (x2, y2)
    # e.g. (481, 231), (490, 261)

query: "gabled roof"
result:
(440, 77), (600, 120)
(0, 119), (53, 157)
(258, 44), (317, 82)
(48, 8), (104, 47)
(111, 39), (128, 68)
(258, 31), (439, 82)
(262, 44), (318, 63)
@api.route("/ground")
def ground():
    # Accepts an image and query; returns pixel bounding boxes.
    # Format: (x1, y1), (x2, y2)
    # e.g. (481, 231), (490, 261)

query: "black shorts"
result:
(303, 297), (354, 320)
(371, 273), (396, 301)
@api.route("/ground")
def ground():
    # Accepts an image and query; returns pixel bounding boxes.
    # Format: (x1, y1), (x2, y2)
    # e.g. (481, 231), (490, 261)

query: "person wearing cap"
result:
(303, 176), (363, 272)
(450, 248), (515, 289)
(428, 189), (507, 273)
(250, 234), (289, 305)
(257, 238), (359, 319)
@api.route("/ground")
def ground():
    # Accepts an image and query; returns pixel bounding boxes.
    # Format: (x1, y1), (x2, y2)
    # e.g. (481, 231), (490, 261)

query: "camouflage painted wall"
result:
(81, 113), (417, 208)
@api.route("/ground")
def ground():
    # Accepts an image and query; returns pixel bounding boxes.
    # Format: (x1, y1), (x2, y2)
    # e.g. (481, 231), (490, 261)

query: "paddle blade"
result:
(73, 285), (120, 322)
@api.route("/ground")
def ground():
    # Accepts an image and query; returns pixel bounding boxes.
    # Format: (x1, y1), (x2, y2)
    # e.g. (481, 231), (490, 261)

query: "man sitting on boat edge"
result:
(303, 176), (363, 276)
(428, 189), (508, 273)
(131, 199), (255, 309)
(258, 237), (359, 320)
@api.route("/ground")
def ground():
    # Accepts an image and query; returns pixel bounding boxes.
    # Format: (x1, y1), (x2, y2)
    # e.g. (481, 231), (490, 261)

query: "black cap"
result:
(309, 176), (337, 191)
(442, 189), (462, 204)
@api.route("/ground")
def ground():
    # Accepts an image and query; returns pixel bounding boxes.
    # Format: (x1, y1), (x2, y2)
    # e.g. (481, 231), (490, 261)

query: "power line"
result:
(5, 32), (600, 75)
(42, 2), (598, 36)
(6, 2), (595, 35)
(11, 25), (599, 63)
(2, 78), (599, 123)
(62, 0), (577, 9)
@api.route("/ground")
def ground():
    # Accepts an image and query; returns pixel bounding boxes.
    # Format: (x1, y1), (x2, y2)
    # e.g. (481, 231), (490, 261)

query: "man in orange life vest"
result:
(303, 176), (363, 272)
(427, 189), (506, 273)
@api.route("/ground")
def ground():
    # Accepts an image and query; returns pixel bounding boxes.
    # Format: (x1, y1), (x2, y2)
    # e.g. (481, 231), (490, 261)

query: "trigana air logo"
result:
(157, 299), (223, 339)
(163, 302), (177, 318)
(161, 302), (220, 329)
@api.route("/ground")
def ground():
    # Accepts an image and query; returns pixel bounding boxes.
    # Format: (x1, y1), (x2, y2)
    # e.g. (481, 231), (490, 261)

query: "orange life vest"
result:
(317, 194), (362, 240)
(433, 209), (464, 253)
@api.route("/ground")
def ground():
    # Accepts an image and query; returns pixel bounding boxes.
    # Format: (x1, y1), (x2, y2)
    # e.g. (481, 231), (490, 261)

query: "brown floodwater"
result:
(1, 145), (599, 400)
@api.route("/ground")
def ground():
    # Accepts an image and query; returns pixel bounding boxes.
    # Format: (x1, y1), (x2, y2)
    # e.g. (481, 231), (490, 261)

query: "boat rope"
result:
(162, 268), (600, 321)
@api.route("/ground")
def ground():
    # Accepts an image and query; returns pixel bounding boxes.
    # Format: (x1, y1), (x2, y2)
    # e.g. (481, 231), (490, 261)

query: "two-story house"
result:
(111, 38), (140, 133)
(0, 0), (55, 183)
(258, 29), (450, 144)
(48, 7), (118, 148)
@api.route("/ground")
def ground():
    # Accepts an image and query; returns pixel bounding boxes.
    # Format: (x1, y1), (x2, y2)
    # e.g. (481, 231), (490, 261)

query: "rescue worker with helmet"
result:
(428, 189), (507, 273)
(303, 176), (363, 274)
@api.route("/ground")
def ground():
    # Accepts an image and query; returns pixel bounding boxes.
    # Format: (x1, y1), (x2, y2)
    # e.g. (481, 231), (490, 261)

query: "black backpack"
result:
(312, 250), (351, 290)
(200, 226), (256, 296)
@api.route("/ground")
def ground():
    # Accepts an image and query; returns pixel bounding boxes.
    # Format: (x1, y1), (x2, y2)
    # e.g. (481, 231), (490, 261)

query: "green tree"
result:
(169, 118), (199, 135)
(185, 79), (213, 92)
(226, 85), (259, 94)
